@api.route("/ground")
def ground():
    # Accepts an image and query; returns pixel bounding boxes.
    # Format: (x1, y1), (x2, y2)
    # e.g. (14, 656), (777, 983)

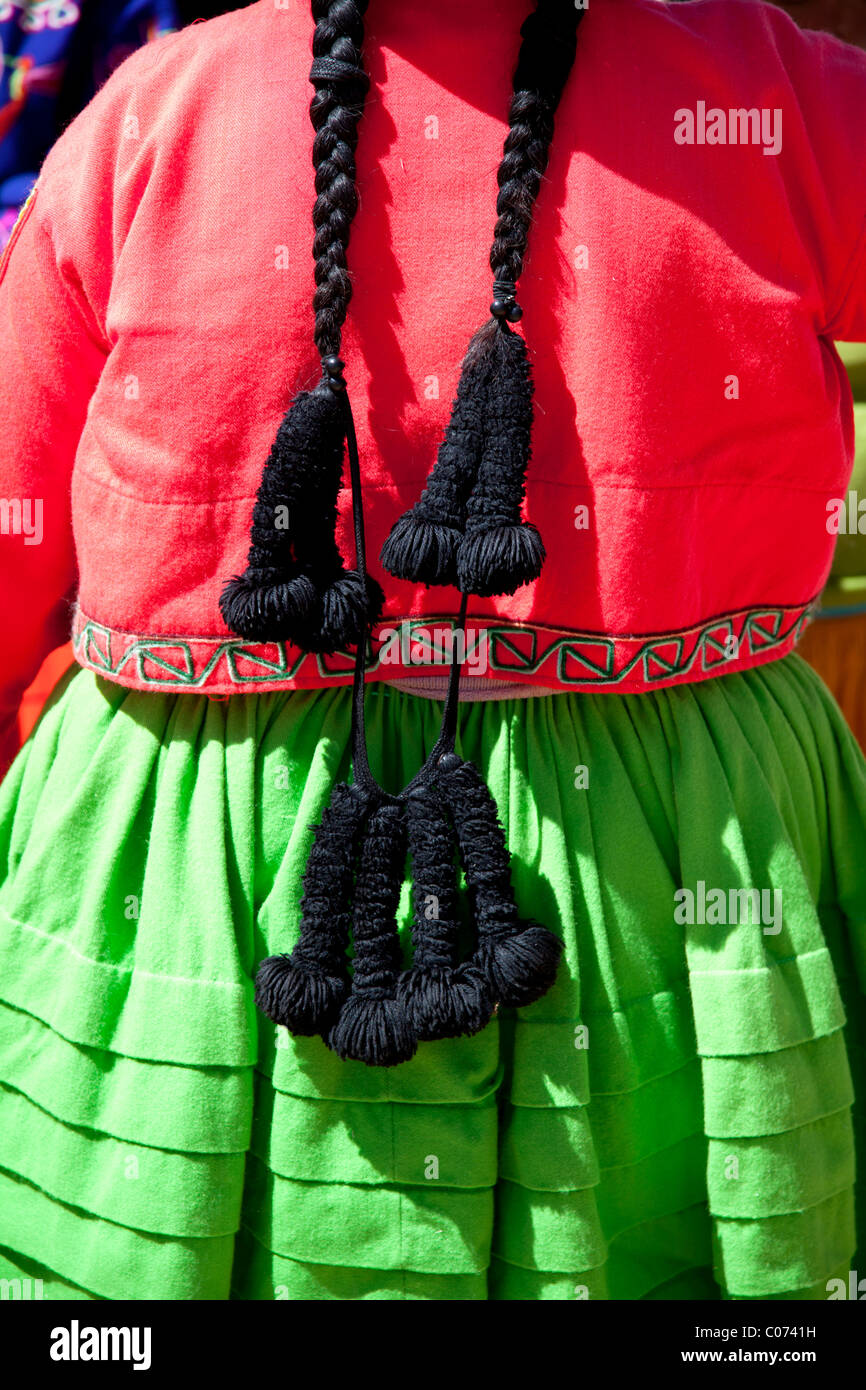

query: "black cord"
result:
(342, 390), (467, 802)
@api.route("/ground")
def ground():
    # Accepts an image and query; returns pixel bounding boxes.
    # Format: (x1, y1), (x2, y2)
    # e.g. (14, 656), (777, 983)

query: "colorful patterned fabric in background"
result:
(0, 0), (180, 249)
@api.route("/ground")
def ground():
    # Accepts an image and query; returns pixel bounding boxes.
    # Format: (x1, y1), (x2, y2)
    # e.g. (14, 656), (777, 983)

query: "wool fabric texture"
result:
(4, 0), (866, 772)
(3, 0), (866, 1304)
(0, 656), (865, 1299)
(219, 384), (384, 651)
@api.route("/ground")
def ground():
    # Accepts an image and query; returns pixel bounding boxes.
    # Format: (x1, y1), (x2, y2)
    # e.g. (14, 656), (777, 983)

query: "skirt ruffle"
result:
(0, 653), (863, 1299)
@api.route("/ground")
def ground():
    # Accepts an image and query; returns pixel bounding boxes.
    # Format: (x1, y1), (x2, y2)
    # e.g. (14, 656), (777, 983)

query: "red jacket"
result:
(3, 0), (866, 778)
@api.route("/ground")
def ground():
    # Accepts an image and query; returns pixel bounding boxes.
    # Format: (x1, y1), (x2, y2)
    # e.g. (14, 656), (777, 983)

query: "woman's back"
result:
(2, 0), (866, 1307)
(4, 0), (866, 713)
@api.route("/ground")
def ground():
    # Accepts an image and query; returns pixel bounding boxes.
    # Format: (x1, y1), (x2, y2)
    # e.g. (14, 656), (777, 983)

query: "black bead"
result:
(437, 751), (462, 773)
(507, 302), (523, 323)
(322, 354), (345, 374)
(490, 298), (508, 318)
(326, 374), (347, 393)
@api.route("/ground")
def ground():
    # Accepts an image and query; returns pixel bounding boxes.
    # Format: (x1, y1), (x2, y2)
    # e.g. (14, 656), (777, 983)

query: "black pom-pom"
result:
(254, 782), (371, 1039)
(255, 955), (348, 1035)
(397, 779), (493, 1039)
(328, 801), (418, 1067)
(476, 922), (562, 1009)
(456, 521), (545, 597)
(397, 966), (493, 1041)
(220, 571), (320, 644)
(328, 993), (418, 1066)
(220, 387), (349, 643)
(221, 384), (381, 653)
(380, 512), (463, 589)
(380, 321), (500, 586)
(436, 755), (562, 1011)
(455, 324), (544, 597)
(301, 570), (385, 653)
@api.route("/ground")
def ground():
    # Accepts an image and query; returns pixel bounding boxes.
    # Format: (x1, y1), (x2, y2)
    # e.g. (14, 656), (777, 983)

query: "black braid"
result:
(380, 0), (582, 595)
(240, 0), (585, 1063)
(310, 0), (371, 359)
(490, 0), (581, 290)
(219, 0), (380, 652)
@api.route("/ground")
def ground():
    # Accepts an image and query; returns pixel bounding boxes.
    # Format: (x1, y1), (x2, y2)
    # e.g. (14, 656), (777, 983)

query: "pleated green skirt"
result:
(0, 653), (864, 1300)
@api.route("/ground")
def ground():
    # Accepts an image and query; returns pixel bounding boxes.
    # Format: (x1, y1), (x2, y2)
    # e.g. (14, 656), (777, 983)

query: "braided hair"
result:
(225, 0), (585, 1066)
(219, 0), (381, 652)
(381, 0), (582, 594)
(309, 0), (369, 362)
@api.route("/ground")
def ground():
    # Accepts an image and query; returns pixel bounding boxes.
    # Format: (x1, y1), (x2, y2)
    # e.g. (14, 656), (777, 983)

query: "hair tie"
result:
(309, 55), (371, 91)
(322, 354), (347, 392)
(491, 278), (523, 323)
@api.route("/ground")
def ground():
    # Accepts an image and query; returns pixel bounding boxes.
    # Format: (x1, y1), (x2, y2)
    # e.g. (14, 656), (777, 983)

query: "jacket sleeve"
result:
(0, 183), (108, 783)
(745, 4), (866, 342)
(0, 29), (182, 784)
(797, 24), (866, 342)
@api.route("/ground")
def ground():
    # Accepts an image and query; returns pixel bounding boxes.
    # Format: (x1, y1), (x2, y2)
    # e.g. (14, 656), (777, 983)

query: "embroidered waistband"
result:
(69, 598), (818, 697)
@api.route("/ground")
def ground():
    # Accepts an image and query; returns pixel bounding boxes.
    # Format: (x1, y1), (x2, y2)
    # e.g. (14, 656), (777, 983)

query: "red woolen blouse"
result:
(3, 0), (866, 777)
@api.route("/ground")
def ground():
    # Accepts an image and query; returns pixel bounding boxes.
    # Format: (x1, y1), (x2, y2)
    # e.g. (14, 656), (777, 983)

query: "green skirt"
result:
(0, 654), (864, 1301)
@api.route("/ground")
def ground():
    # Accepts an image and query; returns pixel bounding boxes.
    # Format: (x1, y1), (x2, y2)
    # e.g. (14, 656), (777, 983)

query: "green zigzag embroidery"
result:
(74, 622), (309, 688)
(72, 599), (816, 692)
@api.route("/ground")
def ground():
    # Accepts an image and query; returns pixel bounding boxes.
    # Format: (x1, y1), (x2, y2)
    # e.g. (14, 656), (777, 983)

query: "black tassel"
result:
(244, 0), (582, 1071)
(380, 318), (544, 600)
(328, 801), (419, 1066)
(436, 752), (562, 1008)
(456, 321), (545, 597)
(379, 325), (496, 587)
(396, 782), (493, 1040)
(220, 382), (383, 653)
(254, 781), (371, 1036)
